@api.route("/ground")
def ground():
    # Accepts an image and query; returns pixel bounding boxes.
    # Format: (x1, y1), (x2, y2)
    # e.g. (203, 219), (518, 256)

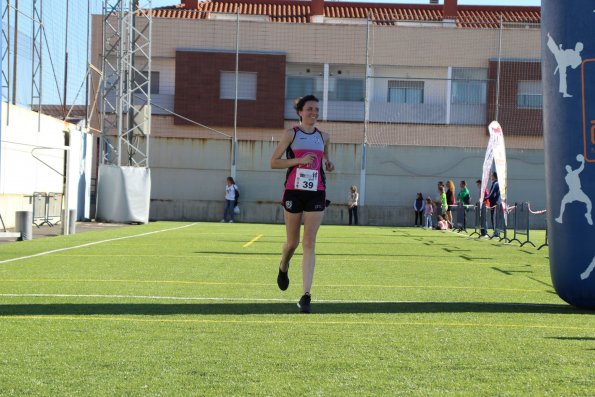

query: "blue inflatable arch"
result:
(542, 0), (595, 308)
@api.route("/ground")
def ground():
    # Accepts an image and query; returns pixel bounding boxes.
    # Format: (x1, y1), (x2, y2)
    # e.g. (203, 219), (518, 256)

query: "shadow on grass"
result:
(1, 301), (593, 316)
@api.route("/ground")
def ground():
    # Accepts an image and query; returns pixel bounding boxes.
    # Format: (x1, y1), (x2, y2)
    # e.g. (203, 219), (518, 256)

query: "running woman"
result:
(270, 95), (335, 313)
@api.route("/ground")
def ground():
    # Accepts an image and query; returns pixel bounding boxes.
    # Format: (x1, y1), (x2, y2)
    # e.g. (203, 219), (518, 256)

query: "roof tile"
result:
(150, 1), (540, 26)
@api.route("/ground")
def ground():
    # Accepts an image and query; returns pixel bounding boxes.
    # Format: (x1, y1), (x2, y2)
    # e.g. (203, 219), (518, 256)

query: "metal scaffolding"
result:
(30, 0), (42, 124)
(2, 0), (44, 127)
(1, 0), (10, 108)
(100, 0), (152, 168)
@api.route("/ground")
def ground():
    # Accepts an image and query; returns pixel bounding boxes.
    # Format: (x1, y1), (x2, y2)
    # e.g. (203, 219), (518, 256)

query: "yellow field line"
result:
(13, 254), (541, 268)
(243, 234), (263, 248)
(0, 278), (545, 292)
(0, 315), (589, 331)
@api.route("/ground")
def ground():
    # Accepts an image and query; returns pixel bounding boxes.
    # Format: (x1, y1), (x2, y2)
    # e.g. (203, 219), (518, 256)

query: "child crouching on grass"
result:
(424, 197), (434, 229)
(436, 215), (449, 230)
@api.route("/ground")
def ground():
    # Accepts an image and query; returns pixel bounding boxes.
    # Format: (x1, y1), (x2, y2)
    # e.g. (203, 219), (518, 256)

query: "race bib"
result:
(294, 168), (319, 191)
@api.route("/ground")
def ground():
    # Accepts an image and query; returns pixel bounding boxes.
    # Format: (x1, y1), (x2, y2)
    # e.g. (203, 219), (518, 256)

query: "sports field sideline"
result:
(0, 221), (593, 396)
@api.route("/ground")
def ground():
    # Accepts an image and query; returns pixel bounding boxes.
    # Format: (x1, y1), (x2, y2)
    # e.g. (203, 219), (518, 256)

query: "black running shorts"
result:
(282, 190), (326, 213)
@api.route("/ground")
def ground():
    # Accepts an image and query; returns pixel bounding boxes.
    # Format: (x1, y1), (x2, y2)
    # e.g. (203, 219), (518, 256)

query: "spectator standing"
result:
(457, 180), (470, 205)
(434, 181), (445, 211)
(424, 197), (434, 229)
(348, 185), (359, 225)
(457, 180), (470, 230)
(476, 179), (490, 236)
(221, 177), (239, 223)
(487, 172), (501, 237)
(445, 180), (456, 226)
(413, 192), (425, 226)
(434, 181), (445, 225)
(439, 185), (448, 218)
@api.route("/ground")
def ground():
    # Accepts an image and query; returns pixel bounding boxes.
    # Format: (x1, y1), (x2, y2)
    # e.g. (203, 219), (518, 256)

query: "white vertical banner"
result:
(480, 121), (508, 223)
(479, 139), (494, 206)
(489, 120), (508, 214)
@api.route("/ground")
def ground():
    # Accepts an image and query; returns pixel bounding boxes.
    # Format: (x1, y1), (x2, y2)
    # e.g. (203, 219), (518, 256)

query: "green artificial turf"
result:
(0, 222), (593, 396)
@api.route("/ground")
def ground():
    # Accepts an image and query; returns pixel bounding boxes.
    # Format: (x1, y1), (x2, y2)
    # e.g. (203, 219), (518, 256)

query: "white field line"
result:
(0, 293), (291, 302)
(0, 223), (198, 265)
(0, 293), (562, 307)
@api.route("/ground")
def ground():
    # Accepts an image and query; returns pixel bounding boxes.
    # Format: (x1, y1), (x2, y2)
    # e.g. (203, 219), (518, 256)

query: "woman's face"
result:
(299, 101), (319, 125)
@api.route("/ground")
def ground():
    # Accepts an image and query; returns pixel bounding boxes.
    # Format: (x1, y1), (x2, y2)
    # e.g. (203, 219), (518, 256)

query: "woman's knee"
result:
(285, 239), (300, 252)
(301, 237), (316, 251)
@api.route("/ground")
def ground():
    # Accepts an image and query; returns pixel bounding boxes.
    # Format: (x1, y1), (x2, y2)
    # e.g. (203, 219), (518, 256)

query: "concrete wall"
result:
(0, 103), (93, 228)
(148, 137), (546, 227)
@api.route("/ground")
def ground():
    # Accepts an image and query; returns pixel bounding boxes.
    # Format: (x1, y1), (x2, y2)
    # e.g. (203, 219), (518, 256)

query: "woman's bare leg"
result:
(280, 211), (302, 272)
(300, 211), (325, 294)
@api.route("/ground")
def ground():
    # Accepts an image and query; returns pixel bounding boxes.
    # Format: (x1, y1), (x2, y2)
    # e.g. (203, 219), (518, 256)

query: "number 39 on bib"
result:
(295, 169), (319, 191)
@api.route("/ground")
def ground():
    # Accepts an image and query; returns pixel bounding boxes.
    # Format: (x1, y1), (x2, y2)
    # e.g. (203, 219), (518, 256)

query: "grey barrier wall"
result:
(96, 165), (152, 224)
(148, 138), (546, 227)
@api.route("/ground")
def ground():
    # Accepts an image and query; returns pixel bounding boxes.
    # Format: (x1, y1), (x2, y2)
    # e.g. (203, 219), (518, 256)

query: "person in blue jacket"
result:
(413, 192), (425, 227)
(487, 172), (500, 236)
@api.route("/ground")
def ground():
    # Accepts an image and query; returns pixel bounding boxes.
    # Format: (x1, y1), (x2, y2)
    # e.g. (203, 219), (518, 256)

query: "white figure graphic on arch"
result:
(546, 32), (583, 98)
(555, 154), (593, 226)
(580, 255), (595, 280)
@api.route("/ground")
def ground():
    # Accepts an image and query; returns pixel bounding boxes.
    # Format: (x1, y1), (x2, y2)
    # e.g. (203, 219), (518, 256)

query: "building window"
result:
(451, 68), (487, 105)
(286, 76), (321, 100)
(517, 80), (542, 109)
(388, 80), (424, 104)
(220, 71), (257, 100)
(330, 78), (364, 102)
(134, 71), (160, 95)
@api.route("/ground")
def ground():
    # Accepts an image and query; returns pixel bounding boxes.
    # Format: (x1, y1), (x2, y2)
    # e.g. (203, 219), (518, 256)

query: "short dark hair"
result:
(294, 95), (319, 120)
(492, 172), (498, 179)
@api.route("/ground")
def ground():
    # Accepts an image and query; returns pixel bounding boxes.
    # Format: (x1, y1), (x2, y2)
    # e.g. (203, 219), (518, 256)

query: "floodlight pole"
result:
(85, 0), (90, 128)
(11, 0), (18, 106)
(231, 8), (239, 180)
(0, 8), (3, 197)
(62, 0), (69, 120)
(31, 0), (43, 131)
(1, 0), (10, 123)
(360, 14), (372, 207)
(495, 15), (503, 122)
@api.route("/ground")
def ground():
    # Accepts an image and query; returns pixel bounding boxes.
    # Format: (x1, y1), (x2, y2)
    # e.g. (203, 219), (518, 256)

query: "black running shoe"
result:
(297, 293), (311, 314)
(277, 267), (289, 291)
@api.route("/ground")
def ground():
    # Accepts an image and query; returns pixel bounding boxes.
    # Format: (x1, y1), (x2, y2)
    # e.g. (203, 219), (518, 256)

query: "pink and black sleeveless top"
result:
(284, 126), (326, 191)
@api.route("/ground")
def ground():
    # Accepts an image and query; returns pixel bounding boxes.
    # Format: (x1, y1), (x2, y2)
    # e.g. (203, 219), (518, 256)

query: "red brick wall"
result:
(487, 60), (543, 136)
(174, 50), (286, 129)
